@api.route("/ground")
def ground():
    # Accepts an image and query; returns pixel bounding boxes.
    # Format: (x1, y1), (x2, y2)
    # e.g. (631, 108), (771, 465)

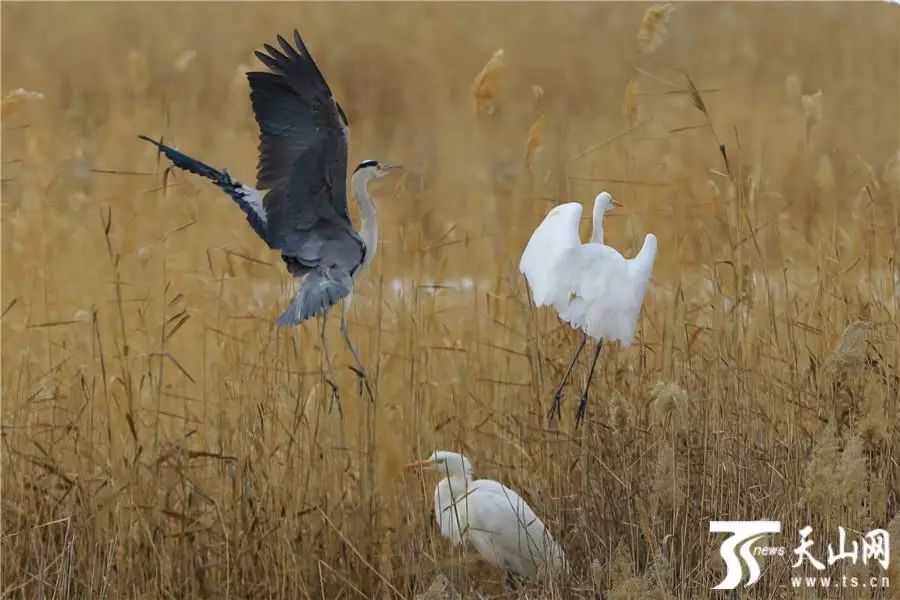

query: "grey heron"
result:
(140, 30), (398, 396)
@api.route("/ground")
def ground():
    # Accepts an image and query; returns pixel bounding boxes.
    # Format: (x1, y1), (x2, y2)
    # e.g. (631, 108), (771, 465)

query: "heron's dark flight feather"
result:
(137, 135), (268, 242)
(247, 30), (355, 229)
(276, 35), (300, 61)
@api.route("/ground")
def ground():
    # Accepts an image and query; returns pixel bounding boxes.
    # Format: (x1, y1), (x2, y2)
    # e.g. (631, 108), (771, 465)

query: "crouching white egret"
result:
(520, 192), (657, 424)
(403, 450), (568, 583)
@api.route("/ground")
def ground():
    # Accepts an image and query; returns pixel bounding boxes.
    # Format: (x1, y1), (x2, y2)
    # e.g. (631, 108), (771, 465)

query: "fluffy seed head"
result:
(472, 48), (505, 116)
(637, 3), (674, 54)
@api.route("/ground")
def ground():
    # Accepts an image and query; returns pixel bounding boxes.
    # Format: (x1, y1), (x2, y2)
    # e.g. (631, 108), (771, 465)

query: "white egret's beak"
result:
(402, 458), (433, 471)
(611, 198), (624, 208)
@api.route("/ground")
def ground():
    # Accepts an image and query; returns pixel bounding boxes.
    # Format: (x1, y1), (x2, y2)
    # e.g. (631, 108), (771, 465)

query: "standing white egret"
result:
(404, 451), (567, 583)
(520, 192), (657, 424)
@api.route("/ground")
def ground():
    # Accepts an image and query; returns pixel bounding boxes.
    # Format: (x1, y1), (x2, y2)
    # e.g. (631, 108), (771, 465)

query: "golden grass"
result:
(2, 3), (899, 598)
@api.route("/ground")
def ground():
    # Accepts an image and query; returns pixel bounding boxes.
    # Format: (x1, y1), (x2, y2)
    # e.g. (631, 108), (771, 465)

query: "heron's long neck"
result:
(352, 173), (378, 269)
(591, 206), (605, 244)
(435, 476), (472, 544)
(442, 474), (473, 500)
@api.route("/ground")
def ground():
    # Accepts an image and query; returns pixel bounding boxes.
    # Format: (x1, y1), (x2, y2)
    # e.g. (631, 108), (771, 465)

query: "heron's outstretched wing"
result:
(519, 203), (583, 310)
(626, 233), (658, 306)
(137, 136), (269, 243)
(247, 30), (355, 252)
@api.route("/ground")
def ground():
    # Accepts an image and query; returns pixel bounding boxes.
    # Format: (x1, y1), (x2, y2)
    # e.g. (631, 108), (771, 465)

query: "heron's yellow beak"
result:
(402, 458), (432, 471)
(611, 198), (624, 208)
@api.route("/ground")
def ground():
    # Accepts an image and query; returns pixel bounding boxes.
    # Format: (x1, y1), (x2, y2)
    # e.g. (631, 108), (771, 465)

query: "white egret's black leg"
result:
(504, 570), (520, 594)
(340, 302), (375, 403)
(575, 340), (603, 426)
(319, 313), (342, 416)
(548, 332), (587, 422)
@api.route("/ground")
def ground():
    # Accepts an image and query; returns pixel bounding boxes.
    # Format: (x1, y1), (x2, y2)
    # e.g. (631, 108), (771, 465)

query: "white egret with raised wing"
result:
(520, 192), (657, 423)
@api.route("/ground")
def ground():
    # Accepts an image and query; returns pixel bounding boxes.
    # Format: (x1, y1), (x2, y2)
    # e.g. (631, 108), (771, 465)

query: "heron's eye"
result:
(354, 159), (379, 173)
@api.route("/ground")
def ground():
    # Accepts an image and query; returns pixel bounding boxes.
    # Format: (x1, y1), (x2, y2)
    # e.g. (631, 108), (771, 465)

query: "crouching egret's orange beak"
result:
(402, 458), (431, 471)
(611, 198), (624, 208)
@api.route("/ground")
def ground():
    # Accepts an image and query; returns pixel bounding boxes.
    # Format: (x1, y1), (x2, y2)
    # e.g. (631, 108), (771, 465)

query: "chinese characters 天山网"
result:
(792, 526), (890, 570)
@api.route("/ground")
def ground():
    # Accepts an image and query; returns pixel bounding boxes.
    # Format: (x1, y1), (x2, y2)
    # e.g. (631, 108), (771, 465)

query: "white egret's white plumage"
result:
(521, 192), (656, 343)
(404, 451), (567, 581)
(520, 192), (657, 422)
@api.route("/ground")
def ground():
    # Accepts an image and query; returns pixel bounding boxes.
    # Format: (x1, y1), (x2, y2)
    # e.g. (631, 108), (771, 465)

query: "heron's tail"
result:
(276, 267), (352, 327)
(137, 135), (268, 242)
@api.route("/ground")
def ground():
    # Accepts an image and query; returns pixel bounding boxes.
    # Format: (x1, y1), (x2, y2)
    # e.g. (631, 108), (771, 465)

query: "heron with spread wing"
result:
(140, 30), (398, 393)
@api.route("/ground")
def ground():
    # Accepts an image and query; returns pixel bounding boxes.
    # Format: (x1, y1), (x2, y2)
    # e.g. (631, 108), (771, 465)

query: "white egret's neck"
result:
(351, 170), (378, 269)
(441, 474), (473, 499)
(591, 202), (606, 244)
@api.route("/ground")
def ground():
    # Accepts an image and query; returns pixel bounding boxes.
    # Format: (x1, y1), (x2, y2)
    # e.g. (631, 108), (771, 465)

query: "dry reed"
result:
(2, 3), (898, 598)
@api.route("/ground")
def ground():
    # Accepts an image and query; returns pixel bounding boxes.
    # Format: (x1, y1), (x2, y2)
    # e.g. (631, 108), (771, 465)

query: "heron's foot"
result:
(325, 377), (343, 417)
(348, 365), (376, 403)
(504, 572), (529, 598)
(574, 393), (589, 427)
(547, 387), (564, 424)
(504, 570), (520, 593)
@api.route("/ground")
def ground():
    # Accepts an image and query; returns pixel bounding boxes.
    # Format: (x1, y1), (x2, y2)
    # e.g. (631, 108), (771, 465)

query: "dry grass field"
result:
(2, 3), (899, 598)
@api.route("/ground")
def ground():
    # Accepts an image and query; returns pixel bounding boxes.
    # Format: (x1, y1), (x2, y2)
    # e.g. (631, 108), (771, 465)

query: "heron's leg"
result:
(548, 332), (587, 423)
(504, 571), (519, 594)
(340, 303), (375, 403)
(319, 313), (342, 416)
(575, 339), (603, 426)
